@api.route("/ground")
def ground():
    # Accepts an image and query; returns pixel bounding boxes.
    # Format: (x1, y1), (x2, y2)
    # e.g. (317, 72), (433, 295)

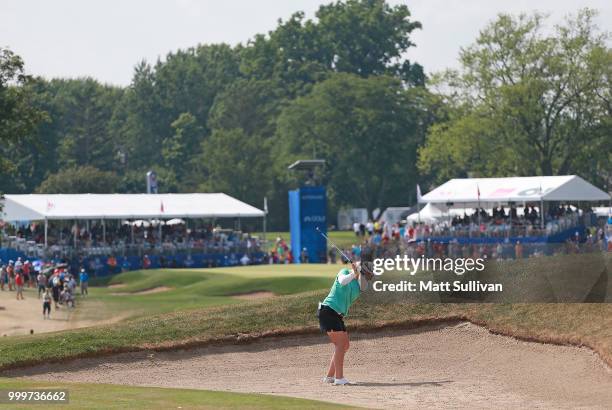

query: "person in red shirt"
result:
(15, 272), (24, 300)
(23, 261), (31, 288)
(142, 254), (151, 269)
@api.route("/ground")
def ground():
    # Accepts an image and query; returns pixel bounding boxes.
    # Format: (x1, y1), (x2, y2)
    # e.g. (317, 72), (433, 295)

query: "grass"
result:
(255, 231), (359, 251)
(0, 378), (353, 409)
(82, 264), (336, 319)
(1, 289), (611, 371)
(0, 256), (610, 371)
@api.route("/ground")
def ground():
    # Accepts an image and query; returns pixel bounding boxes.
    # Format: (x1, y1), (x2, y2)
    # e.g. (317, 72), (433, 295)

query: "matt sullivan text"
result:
(372, 280), (503, 292)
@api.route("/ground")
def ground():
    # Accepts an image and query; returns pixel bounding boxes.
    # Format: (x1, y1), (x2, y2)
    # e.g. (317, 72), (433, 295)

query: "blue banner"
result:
(289, 186), (327, 263)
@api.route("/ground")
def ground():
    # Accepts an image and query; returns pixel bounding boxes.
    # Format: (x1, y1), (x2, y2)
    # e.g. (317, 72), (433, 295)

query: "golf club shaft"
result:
(316, 228), (353, 263)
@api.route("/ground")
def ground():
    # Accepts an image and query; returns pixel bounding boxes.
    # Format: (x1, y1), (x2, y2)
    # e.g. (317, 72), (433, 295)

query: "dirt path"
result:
(7, 323), (611, 409)
(0, 287), (116, 336)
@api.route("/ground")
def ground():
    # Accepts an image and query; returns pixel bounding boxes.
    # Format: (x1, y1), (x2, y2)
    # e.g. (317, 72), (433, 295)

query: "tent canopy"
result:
(1, 193), (265, 221)
(420, 175), (610, 204)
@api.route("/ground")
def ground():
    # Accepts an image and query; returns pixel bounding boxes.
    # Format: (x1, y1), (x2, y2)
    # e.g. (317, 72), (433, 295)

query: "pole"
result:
(102, 219), (106, 244)
(74, 220), (77, 248)
(508, 203), (512, 238)
(540, 198), (544, 234)
(263, 197), (268, 249)
(44, 218), (48, 248)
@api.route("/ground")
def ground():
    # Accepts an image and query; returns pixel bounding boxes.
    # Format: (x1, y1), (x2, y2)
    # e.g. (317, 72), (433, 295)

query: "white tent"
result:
(1, 193), (265, 221)
(420, 175), (610, 204)
(406, 203), (445, 223)
(379, 206), (415, 224)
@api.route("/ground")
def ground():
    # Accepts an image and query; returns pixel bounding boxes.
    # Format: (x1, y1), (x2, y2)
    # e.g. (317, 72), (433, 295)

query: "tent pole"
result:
(44, 218), (48, 248)
(540, 198), (544, 235)
(508, 203), (512, 239)
(263, 198), (267, 251)
(102, 219), (106, 244)
(74, 220), (77, 248)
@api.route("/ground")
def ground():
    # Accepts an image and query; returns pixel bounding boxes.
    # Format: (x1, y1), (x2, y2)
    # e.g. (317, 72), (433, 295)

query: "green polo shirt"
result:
(322, 268), (361, 316)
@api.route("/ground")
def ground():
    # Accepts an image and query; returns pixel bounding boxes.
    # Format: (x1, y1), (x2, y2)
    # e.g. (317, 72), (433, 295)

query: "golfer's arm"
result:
(338, 272), (356, 286)
(358, 274), (368, 291)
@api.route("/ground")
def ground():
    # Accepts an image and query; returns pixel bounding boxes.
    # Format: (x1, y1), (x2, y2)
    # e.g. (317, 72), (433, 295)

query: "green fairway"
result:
(256, 231), (360, 251)
(0, 378), (353, 409)
(82, 264), (340, 320)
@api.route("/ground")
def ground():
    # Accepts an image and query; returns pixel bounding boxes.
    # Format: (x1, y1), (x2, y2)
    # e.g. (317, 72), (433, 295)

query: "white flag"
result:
(417, 184), (423, 203)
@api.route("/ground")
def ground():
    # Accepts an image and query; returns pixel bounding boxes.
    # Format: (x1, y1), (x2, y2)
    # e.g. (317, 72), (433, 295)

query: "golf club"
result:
(316, 226), (353, 263)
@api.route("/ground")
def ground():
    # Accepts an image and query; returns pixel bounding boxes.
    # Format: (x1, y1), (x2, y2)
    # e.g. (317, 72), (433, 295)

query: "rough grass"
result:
(0, 378), (354, 409)
(0, 290), (610, 371)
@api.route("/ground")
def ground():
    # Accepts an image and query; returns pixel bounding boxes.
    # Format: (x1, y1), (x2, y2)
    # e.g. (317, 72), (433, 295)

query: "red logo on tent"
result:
(490, 188), (515, 197)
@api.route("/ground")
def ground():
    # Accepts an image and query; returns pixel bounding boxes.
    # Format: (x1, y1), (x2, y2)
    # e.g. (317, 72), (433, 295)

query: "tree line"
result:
(1, 1), (609, 230)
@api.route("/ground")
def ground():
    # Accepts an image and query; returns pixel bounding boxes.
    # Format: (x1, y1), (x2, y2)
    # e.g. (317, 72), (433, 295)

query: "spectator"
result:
(0, 265), (6, 291)
(79, 268), (89, 296)
(37, 271), (47, 298)
(515, 241), (523, 259)
(240, 254), (250, 266)
(366, 220), (374, 236)
(42, 289), (52, 319)
(142, 254), (151, 269)
(15, 271), (24, 300)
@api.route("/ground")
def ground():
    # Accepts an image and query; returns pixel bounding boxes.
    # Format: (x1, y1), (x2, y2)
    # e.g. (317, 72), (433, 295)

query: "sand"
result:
(0, 287), (119, 336)
(7, 322), (611, 409)
(231, 291), (276, 300)
(111, 286), (172, 296)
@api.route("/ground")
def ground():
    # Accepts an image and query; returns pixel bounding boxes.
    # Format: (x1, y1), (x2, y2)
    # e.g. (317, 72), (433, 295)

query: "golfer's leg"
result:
(328, 331), (348, 379)
(326, 349), (336, 378)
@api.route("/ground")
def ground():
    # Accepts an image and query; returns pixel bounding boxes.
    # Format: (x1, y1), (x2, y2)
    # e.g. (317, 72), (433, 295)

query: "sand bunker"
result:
(111, 286), (172, 296)
(231, 291), (276, 300)
(8, 323), (611, 409)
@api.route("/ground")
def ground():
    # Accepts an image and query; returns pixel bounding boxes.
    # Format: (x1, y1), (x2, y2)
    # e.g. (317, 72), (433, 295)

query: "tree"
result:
(199, 128), (273, 204)
(0, 48), (47, 180)
(240, 0), (424, 94)
(36, 166), (119, 194)
(276, 73), (426, 217)
(316, 0), (424, 84)
(419, 9), (611, 185)
(49, 78), (123, 170)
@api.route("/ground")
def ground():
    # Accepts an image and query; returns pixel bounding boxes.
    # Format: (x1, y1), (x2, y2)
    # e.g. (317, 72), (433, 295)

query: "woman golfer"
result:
(318, 261), (372, 385)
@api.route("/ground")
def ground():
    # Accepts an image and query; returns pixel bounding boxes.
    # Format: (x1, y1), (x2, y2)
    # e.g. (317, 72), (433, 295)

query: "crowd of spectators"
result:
(343, 212), (611, 263)
(0, 257), (89, 319)
(4, 222), (264, 260)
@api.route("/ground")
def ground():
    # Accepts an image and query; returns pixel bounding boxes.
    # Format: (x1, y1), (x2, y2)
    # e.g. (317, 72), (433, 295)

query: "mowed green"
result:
(83, 264), (338, 319)
(256, 231), (359, 251)
(0, 378), (354, 410)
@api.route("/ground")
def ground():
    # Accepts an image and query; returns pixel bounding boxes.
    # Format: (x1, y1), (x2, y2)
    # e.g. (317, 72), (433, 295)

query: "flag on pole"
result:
(417, 184), (423, 204)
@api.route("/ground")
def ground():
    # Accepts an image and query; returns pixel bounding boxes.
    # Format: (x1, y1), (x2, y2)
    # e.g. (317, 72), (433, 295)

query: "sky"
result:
(2, 0), (611, 86)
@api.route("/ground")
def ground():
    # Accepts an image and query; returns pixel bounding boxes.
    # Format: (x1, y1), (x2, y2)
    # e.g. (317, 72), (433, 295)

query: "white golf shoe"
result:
(333, 377), (350, 385)
(322, 376), (335, 383)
